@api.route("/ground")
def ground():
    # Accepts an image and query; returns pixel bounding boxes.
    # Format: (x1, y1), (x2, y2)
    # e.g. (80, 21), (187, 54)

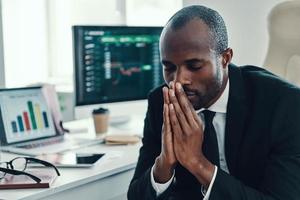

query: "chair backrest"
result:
(264, 1), (300, 86)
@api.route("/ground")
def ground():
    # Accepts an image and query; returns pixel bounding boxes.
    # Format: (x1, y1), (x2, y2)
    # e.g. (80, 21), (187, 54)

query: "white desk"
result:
(0, 117), (143, 200)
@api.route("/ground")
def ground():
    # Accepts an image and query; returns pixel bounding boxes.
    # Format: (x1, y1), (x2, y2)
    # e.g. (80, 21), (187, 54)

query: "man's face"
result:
(160, 19), (228, 110)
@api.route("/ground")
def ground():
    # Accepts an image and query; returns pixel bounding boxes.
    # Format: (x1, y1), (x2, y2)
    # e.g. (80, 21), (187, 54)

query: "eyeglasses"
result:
(0, 157), (60, 183)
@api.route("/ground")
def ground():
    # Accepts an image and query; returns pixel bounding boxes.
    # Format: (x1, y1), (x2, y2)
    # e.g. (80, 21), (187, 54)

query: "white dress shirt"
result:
(151, 79), (230, 199)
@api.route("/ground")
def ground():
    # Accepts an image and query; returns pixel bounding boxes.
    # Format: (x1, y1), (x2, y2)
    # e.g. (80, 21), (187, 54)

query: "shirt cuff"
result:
(150, 165), (175, 196)
(202, 165), (218, 200)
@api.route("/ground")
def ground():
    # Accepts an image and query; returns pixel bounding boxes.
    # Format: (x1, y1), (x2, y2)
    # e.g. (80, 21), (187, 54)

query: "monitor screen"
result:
(73, 26), (164, 106)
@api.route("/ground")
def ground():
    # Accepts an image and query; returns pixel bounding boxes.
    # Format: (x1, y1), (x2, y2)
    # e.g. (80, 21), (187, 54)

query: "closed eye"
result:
(187, 64), (203, 71)
(164, 66), (176, 72)
(185, 59), (205, 71)
(162, 60), (176, 72)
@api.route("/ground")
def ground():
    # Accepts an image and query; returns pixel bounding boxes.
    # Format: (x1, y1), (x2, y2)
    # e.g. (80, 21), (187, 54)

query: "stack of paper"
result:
(105, 135), (140, 145)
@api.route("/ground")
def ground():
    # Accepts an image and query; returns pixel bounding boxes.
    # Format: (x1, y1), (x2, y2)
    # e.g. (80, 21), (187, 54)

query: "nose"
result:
(174, 66), (190, 85)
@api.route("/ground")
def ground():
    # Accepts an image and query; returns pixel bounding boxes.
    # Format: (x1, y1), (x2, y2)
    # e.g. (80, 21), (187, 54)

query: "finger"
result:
(169, 103), (183, 138)
(188, 103), (203, 126)
(169, 81), (175, 90)
(163, 104), (171, 134)
(178, 88), (203, 126)
(163, 104), (174, 157)
(163, 87), (170, 104)
(169, 88), (190, 133)
(175, 82), (197, 126)
(185, 103), (203, 128)
(192, 109), (202, 125)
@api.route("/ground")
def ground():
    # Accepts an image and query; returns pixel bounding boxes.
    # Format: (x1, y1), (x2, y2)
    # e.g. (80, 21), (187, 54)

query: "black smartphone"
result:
(32, 152), (105, 168)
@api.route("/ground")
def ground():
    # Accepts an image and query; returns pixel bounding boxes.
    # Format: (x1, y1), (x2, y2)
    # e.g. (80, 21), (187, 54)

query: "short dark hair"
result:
(167, 5), (228, 54)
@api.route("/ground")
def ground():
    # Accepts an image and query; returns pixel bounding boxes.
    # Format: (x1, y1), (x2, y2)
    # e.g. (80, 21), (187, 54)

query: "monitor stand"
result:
(109, 114), (144, 135)
(109, 115), (131, 126)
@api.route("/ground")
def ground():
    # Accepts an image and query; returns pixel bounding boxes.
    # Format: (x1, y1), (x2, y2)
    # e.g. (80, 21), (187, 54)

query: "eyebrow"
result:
(184, 58), (205, 65)
(161, 58), (206, 66)
(161, 60), (174, 66)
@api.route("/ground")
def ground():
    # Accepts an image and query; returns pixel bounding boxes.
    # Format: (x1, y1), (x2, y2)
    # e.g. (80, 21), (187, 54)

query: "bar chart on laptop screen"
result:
(0, 89), (56, 143)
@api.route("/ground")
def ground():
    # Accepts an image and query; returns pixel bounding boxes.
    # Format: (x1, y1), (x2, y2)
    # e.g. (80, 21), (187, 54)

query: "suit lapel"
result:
(225, 64), (248, 175)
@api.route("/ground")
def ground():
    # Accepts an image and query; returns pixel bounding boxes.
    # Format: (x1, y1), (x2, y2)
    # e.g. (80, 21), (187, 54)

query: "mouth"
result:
(184, 89), (198, 97)
(180, 86), (198, 100)
(185, 91), (197, 96)
(185, 91), (198, 103)
(182, 89), (200, 109)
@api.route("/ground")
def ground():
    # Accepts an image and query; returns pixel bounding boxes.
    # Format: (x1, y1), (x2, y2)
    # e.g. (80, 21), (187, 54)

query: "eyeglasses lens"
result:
(11, 158), (27, 171)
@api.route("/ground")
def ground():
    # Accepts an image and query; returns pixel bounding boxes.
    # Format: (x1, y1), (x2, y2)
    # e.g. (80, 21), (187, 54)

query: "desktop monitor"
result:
(72, 26), (164, 107)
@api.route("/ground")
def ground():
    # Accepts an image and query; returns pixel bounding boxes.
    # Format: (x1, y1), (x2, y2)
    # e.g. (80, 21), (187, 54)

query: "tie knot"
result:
(202, 110), (216, 124)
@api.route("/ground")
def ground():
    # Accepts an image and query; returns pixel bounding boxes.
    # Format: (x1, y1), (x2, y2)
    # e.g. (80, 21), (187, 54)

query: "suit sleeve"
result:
(127, 91), (174, 200)
(209, 88), (300, 200)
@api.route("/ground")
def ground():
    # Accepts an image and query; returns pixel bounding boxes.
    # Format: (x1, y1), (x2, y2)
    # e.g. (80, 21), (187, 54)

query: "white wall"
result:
(183, 0), (288, 66)
(46, 0), (129, 120)
(1, 0), (127, 88)
(2, 0), (49, 87)
(47, 0), (126, 84)
(0, 1), (5, 88)
(126, 0), (182, 26)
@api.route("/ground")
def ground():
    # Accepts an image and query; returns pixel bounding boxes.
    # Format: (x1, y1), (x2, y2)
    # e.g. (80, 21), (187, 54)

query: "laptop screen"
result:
(0, 87), (56, 144)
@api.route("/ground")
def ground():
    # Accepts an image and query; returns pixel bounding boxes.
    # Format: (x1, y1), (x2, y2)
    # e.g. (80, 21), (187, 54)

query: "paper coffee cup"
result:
(92, 108), (109, 135)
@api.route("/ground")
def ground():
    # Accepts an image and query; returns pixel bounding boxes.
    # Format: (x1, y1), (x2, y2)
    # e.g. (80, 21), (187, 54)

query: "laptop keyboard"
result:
(16, 137), (64, 149)
(14, 137), (103, 151)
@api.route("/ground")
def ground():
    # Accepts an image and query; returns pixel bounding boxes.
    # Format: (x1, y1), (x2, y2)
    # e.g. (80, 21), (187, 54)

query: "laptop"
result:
(0, 86), (102, 156)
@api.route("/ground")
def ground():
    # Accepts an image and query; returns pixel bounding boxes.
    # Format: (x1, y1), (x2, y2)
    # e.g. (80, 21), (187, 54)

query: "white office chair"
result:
(264, 0), (300, 86)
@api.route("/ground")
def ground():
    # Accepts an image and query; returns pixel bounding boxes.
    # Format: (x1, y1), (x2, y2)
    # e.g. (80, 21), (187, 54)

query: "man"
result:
(128, 5), (300, 200)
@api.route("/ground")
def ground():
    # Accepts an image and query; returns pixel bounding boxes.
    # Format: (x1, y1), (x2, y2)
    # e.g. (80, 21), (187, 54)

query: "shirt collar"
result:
(196, 78), (229, 114)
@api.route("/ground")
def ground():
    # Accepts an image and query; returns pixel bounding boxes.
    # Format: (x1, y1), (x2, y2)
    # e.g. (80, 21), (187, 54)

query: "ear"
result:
(221, 48), (233, 68)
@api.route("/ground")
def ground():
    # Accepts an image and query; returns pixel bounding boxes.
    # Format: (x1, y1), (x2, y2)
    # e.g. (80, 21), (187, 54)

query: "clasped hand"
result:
(163, 81), (205, 171)
(153, 82), (215, 187)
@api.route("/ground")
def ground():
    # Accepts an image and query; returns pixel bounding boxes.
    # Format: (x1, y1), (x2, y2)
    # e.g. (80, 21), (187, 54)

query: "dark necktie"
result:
(202, 110), (220, 167)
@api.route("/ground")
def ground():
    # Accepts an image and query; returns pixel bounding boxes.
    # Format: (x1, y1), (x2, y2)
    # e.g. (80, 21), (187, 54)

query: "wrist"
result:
(158, 154), (177, 170)
(153, 155), (176, 183)
(186, 155), (215, 188)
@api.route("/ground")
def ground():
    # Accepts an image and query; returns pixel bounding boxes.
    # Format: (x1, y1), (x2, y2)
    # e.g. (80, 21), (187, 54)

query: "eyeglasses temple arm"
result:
(0, 167), (41, 183)
(26, 157), (60, 176)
